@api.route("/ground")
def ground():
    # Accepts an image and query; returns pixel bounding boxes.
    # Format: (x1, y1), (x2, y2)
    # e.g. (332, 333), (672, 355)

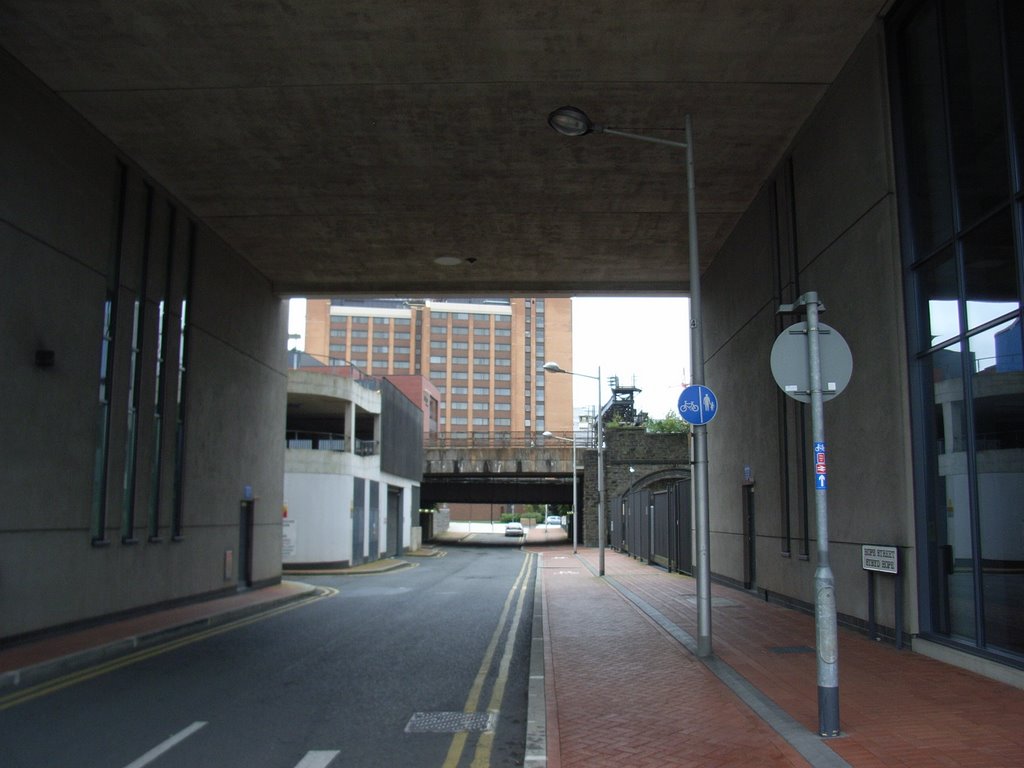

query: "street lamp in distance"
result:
(543, 360), (606, 575)
(542, 430), (579, 554)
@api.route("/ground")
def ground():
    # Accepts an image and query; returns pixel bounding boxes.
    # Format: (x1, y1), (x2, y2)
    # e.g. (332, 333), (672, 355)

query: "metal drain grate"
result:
(769, 645), (815, 654)
(404, 711), (496, 734)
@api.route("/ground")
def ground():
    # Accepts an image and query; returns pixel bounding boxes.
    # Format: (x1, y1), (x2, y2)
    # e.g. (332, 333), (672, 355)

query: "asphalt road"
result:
(0, 546), (536, 768)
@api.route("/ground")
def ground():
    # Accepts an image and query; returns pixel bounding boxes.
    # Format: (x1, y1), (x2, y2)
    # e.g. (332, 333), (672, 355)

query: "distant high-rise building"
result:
(304, 298), (573, 436)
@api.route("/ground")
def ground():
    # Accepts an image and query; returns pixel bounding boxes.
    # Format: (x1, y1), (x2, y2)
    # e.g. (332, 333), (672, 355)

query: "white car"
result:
(505, 522), (525, 537)
(545, 515), (563, 527)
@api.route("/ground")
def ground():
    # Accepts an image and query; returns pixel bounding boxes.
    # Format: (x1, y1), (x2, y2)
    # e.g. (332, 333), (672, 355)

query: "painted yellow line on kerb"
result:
(0, 587), (336, 712)
(470, 555), (532, 768)
(442, 554), (534, 768)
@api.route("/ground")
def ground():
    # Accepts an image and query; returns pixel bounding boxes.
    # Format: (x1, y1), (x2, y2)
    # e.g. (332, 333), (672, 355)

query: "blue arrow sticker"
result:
(816, 474), (827, 490)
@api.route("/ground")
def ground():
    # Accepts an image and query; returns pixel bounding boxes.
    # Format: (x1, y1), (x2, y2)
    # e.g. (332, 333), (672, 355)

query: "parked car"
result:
(505, 521), (525, 537)
(545, 515), (563, 527)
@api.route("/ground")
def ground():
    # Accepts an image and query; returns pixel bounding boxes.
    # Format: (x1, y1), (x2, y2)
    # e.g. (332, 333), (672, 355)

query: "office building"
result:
(304, 298), (574, 438)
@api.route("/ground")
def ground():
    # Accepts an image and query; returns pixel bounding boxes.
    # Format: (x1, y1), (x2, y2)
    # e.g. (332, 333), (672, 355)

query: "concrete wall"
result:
(282, 473), (354, 565)
(0, 50), (287, 639)
(702, 22), (916, 635)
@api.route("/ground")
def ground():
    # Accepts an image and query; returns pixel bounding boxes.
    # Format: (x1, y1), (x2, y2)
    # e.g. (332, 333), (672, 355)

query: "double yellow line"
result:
(442, 553), (535, 768)
(0, 587), (336, 712)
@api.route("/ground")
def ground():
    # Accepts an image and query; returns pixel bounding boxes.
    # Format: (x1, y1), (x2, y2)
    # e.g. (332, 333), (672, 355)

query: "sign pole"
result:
(806, 292), (840, 737)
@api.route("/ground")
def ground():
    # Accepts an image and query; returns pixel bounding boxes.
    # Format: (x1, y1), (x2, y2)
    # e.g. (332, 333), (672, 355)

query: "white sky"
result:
(287, 296), (692, 420)
(570, 297), (690, 420)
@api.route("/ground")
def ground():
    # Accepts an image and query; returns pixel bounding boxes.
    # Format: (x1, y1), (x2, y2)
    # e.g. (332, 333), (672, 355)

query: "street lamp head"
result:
(548, 106), (599, 137)
(543, 361), (566, 374)
(541, 431), (554, 437)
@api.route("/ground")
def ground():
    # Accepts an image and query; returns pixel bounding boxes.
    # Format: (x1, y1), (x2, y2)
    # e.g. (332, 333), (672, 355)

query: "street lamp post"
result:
(543, 361), (605, 575)
(548, 106), (712, 656)
(542, 429), (579, 553)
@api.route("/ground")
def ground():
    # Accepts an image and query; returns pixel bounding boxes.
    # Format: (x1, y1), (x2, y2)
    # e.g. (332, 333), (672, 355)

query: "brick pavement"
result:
(535, 545), (1024, 768)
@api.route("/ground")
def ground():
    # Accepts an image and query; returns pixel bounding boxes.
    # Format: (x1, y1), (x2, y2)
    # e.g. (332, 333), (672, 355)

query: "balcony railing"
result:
(286, 430), (347, 451)
(286, 431), (379, 456)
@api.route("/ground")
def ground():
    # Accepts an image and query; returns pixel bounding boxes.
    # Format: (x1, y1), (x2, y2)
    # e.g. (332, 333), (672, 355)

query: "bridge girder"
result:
(420, 474), (574, 506)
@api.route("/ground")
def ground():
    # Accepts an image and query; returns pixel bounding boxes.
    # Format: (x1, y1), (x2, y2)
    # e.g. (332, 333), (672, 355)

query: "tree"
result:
(644, 410), (689, 434)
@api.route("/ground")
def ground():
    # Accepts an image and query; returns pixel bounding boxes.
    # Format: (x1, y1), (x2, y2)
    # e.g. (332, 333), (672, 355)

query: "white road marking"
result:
(294, 751), (340, 768)
(122, 721), (207, 768)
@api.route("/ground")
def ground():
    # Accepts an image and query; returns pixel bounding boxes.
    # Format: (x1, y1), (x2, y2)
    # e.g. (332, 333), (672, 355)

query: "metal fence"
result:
(611, 480), (692, 575)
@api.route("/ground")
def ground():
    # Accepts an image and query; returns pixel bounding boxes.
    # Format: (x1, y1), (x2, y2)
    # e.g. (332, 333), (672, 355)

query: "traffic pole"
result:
(806, 292), (840, 737)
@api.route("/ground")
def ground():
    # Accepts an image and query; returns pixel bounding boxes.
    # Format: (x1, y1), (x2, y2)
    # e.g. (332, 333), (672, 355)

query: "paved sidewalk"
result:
(0, 580), (318, 692)
(533, 545), (1024, 768)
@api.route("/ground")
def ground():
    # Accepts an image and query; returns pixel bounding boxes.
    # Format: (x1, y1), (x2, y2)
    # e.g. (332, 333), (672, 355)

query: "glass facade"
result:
(892, 0), (1024, 658)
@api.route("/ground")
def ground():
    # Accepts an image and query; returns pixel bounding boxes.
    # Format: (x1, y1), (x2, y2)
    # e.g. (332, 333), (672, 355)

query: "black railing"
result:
(424, 430), (595, 449)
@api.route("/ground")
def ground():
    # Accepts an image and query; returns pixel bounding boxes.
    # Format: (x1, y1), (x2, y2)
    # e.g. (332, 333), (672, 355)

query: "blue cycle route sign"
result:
(678, 385), (719, 425)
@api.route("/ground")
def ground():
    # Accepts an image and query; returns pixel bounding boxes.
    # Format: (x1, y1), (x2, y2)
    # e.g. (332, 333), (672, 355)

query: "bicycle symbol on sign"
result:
(680, 400), (700, 413)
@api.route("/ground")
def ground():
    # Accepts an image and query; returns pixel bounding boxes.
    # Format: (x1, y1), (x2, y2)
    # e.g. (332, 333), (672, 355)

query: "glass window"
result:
(962, 210), (1019, 332)
(969, 324), (1024, 653)
(894, 0), (1024, 660)
(899, 1), (953, 253)
(916, 248), (960, 349)
(944, 0), (1009, 228)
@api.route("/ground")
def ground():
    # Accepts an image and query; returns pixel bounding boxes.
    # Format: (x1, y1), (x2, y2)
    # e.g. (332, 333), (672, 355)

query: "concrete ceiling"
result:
(0, 2), (887, 297)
